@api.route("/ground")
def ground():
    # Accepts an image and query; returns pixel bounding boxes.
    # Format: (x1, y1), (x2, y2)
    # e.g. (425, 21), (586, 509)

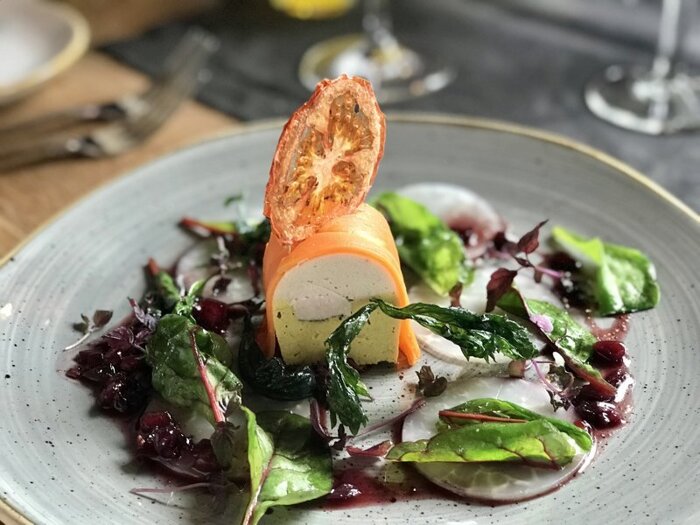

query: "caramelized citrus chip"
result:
(264, 75), (386, 245)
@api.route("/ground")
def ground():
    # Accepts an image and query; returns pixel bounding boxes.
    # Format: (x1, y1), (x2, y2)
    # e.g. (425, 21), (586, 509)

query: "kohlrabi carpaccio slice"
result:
(175, 239), (255, 303)
(401, 376), (593, 503)
(395, 182), (504, 258)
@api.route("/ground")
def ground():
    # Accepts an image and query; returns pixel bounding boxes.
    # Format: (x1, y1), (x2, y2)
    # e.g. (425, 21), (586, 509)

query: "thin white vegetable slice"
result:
(401, 376), (593, 503)
(395, 182), (504, 258)
(175, 240), (255, 303)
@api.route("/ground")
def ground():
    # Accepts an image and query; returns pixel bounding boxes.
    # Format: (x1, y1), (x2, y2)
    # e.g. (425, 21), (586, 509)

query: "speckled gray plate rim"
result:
(1, 115), (699, 525)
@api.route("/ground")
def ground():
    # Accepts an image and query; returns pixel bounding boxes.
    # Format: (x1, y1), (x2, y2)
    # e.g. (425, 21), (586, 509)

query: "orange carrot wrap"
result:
(260, 204), (420, 365)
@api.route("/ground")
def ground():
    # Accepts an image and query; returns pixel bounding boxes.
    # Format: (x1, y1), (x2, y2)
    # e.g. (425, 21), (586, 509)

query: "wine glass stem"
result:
(652, 0), (696, 78)
(363, 0), (399, 53)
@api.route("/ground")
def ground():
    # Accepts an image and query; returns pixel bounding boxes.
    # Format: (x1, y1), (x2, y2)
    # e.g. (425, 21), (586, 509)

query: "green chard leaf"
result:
(239, 407), (275, 525)
(437, 398), (592, 450)
(551, 226), (660, 316)
(324, 299), (538, 434)
(386, 419), (579, 469)
(249, 411), (333, 525)
(214, 409), (332, 525)
(373, 192), (473, 295)
(145, 314), (241, 419)
(496, 289), (616, 397)
(238, 315), (317, 401)
(497, 289), (596, 362)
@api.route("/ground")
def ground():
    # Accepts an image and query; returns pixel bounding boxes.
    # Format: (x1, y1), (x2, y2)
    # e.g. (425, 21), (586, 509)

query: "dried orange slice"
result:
(264, 75), (386, 245)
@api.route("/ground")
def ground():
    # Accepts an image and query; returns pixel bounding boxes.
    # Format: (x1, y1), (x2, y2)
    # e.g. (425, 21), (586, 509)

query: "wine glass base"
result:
(585, 65), (700, 135)
(299, 34), (455, 103)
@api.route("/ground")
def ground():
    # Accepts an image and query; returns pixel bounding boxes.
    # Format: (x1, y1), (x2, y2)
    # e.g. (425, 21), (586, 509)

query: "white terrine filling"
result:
(272, 253), (401, 365)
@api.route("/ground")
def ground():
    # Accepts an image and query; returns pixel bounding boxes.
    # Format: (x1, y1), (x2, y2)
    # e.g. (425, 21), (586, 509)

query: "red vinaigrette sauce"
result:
(62, 269), (636, 509)
(323, 310), (636, 507)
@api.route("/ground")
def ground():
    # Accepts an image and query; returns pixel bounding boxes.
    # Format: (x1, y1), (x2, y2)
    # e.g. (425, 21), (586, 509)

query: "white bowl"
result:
(0, 0), (90, 106)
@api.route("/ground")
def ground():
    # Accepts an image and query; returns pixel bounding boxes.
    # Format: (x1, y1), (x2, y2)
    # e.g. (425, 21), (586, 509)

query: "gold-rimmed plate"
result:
(0, 115), (698, 524)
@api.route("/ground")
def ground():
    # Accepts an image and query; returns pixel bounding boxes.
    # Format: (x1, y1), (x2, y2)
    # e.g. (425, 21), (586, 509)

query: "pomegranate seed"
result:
(605, 368), (629, 388)
(576, 384), (615, 403)
(136, 410), (194, 460)
(575, 401), (623, 429)
(139, 411), (174, 431)
(153, 427), (191, 459)
(592, 340), (626, 365)
(193, 298), (230, 334)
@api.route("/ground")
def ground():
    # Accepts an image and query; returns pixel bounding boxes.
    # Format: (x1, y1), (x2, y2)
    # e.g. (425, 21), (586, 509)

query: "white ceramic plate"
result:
(1, 115), (698, 525)
(0, 0), (90, 105)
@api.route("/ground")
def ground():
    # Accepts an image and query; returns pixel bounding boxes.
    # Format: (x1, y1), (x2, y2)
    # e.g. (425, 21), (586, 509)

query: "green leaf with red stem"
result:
(386, 419), (579, 469)
(188, 328), (225, 424)
(436, 398), (592, 450)
(388, 398), (591, 469)
(145, 314), (241, 423)
(496, 288), (615, 397)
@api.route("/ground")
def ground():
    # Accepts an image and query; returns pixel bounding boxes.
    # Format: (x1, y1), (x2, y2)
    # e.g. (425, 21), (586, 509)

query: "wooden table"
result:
(0, 51), (237, 260)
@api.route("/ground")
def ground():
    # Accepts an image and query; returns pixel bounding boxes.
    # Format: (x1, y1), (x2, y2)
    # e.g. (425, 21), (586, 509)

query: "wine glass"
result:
(585, 0), (700, 135)
(298, 0), (455, 103)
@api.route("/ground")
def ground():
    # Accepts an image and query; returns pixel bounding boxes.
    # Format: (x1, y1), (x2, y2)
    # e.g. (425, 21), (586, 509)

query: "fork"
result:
(0, 28), (217, 145)
(0, 29), (218, 172)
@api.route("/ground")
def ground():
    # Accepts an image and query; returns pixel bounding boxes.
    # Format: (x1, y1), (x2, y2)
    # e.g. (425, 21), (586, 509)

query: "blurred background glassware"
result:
(270, 0), (357, 19)
(585, 0), (700, 135)
(298, 0), (455, 103)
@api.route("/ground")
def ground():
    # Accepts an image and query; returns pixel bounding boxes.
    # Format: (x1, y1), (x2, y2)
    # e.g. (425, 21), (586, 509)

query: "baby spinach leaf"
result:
(146, 314), (241, 418)
(238, 315), (317, 401)
(373, 192), (473, 295)
(550, 226), (660, 316)
(496, 289), (616, 397)
(248, 411), (333, 524)
(324, 299), (538, 434)
(437, 398), (592, 451)
(497, 289), (596, 362)
(387, 419), (578, 469)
